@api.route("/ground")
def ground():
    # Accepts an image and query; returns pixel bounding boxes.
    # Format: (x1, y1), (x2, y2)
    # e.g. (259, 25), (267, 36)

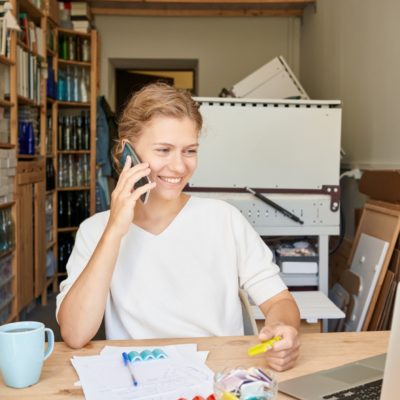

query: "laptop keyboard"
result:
(322, 379), (383, 400)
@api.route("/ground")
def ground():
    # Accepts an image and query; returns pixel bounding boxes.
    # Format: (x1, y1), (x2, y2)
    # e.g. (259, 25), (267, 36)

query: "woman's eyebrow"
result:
(152, 142), (199, 147)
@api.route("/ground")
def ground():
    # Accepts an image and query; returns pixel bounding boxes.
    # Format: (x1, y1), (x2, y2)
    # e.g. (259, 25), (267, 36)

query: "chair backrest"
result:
(239, 289), (259, 335)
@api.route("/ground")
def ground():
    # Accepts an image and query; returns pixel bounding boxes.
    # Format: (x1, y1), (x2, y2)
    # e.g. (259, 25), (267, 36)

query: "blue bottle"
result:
(27, 122), (35, 155)
(18, 121), (27, 154)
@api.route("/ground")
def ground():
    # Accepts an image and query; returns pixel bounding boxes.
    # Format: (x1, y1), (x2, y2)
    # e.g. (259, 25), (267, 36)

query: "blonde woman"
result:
(57, 83), (300, 371)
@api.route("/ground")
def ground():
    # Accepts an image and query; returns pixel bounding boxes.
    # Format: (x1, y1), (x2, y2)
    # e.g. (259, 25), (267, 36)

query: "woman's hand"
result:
(106, 156), (156, 238)
(258, 323), (300, 371)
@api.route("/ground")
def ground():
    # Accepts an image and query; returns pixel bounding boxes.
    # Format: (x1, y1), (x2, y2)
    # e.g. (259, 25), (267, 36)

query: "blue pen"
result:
(122, 352), (138, 386)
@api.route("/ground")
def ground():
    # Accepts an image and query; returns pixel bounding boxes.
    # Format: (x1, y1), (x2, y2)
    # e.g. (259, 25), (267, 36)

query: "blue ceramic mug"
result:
(0, 321), (54, 388)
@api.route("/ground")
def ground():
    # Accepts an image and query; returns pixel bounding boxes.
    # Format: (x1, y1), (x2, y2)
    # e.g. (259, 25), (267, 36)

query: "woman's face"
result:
(133, 116), (199, 202)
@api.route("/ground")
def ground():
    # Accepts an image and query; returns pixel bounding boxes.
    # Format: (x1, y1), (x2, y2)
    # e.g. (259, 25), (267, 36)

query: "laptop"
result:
(279, 282), (400, 400)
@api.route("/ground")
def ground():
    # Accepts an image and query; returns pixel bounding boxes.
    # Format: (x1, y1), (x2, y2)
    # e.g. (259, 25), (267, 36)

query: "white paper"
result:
(71, 345), (213, 400)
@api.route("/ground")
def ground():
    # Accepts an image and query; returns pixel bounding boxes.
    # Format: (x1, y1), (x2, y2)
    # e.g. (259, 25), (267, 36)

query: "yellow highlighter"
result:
(222, 392), (239, 400)
(247, 336), (282, 357)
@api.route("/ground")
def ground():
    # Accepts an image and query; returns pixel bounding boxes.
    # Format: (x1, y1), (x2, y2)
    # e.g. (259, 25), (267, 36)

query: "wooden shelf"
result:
(46, 275), (56, 288)
(58, 272), (68, 278)
(0, 99), (14, 108)
(58, 150), (91, 154)
(47, 47), (57, 57)
(0, 248), (15, 258)
(0, 55), (14, 66)
(58, 59), (91, 68)
(91, 0), (315, 17)
(58, 28), (91, 39)
(0, 143), (15, 149)
(18, 154), (39, 159)
(57, 100), (90, 108)
(46, 240), (56, 250)
(57, 186), (90, 191)
(46, 96), (56, 104)
(0, 202), (15, 210)
(58, 227), (78, 233)
(46, 189), (55, 195)
(17, 95), (41, 107)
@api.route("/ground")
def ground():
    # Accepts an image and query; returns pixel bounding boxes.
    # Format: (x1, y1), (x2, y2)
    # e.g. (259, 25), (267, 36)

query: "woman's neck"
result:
(133, 193), (190, 226)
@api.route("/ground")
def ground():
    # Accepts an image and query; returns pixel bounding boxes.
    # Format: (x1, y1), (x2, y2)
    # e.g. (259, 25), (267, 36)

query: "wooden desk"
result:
(0, 332), (389, 399)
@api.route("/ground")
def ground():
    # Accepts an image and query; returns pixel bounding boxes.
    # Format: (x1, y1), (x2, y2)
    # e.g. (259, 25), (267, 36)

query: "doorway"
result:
(113, 59), (198, 118)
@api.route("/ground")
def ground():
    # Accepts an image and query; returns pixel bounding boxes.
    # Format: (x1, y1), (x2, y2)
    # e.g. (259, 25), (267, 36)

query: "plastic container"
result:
(214, 367), (277, 400)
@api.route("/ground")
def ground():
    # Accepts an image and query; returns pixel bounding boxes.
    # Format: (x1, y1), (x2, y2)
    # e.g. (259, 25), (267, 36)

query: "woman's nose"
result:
(169, 153), (186, 173)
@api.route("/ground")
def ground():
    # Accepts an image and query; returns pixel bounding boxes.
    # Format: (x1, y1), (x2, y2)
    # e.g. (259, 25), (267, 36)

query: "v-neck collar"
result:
(130, 196), (193, 238)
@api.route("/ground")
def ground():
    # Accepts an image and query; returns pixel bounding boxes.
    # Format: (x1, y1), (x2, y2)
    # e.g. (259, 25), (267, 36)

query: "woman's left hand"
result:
(258, 323), (300, 371)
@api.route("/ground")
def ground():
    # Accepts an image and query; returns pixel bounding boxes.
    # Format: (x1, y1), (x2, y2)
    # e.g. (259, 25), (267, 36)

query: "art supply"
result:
(214, 367), (277, 400)
(245, 187), (304, 225)
(122, 352), (138, 386)
(247, 336), (282, 357)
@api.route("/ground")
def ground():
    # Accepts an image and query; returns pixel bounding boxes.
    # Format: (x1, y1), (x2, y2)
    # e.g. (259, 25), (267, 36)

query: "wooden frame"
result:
(89, 0), (315, 17)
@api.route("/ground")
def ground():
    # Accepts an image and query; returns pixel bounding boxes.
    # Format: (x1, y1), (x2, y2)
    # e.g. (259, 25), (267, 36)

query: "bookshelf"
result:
(0, 1), (18, 325)
(0, 0), (98, 321)
(55, 28), (97, 281)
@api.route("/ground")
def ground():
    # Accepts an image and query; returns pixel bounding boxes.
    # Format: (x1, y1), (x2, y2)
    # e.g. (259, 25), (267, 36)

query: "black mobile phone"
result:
(120, 143), (151, 204)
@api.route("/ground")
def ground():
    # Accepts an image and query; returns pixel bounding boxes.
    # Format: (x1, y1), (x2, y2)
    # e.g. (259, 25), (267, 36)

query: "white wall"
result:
(300, 0), (400, 238)
(94, 15), (300, 109)
(300, 0), (400, 170)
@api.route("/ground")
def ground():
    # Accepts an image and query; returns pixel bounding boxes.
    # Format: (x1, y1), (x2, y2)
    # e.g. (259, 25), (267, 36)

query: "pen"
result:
(122, 352), (138, 386)
(245, 187), (304, 225)
(247, 336), (282, 357)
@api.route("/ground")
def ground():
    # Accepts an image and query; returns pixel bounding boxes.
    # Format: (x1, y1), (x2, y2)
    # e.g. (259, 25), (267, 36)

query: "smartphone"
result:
(120, 143), (151, 204)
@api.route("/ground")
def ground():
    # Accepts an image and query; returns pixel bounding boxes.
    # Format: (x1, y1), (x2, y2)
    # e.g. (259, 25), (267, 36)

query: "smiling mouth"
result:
(158, 176), (183, 184)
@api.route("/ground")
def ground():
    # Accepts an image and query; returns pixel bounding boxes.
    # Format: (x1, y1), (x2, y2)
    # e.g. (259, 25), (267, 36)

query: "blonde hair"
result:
(112, 82), (202, 173)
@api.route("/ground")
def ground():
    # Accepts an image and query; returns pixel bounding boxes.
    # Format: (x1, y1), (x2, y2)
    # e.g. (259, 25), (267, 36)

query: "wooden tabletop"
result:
(0, 331), (389, 399)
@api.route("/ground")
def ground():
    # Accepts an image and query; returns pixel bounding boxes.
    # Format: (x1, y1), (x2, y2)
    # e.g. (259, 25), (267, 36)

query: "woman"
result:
(57, 83), (300, 371)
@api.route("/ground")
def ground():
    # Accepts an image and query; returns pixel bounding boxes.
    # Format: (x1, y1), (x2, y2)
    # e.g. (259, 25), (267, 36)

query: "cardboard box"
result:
(359, 170), (400, 203)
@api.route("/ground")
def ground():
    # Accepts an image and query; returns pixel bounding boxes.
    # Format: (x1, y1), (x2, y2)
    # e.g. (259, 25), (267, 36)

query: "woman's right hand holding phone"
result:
(106, 156), (156, 238)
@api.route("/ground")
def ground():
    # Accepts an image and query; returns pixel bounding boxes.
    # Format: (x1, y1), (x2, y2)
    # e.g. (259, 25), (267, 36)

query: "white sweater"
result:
(56, 196), (286, 339)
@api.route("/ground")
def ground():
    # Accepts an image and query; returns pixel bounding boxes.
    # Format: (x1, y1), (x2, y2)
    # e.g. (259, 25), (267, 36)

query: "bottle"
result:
(72, 66), (79, 102)
(66, 192), (72, 227)
(58, 67), (66, 101)
(76, 115), (83, 149)
(82, 38), (90, 62)
(18, 121), (27, 154)
(27, 122), (35, 155)
(58, 193), (65, 227)
(68, 35), (75, 61)
(79, 68), (88, 103)
(58, 116), (64, 150)
(64, 116), (71, 150)
(65, 65), (72, 102)
(84, 112), (90, 149)
(58, 154), (63, 187)
(71, 118), (77, 150)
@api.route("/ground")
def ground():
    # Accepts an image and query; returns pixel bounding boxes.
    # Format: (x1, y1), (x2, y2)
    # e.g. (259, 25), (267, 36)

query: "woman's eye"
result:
(185, 149), (198, 155)
(156, 148), (169, 153)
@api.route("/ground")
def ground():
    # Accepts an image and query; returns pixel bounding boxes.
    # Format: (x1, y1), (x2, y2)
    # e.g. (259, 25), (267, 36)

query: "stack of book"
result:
(59, 1), (92, 33)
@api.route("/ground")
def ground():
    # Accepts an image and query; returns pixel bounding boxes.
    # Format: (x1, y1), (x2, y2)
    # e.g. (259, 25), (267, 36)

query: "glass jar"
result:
(213, 367), (277, 400)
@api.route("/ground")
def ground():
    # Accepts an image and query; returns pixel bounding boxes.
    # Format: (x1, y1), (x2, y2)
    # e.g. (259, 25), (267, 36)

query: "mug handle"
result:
(44, 328), (55, 361)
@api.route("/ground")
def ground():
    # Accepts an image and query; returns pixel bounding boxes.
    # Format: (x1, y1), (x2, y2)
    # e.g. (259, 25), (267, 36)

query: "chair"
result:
(239, 289), (259, 335)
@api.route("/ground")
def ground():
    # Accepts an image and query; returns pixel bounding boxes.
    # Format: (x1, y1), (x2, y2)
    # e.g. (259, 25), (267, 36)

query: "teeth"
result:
(160, 176), (182, 184)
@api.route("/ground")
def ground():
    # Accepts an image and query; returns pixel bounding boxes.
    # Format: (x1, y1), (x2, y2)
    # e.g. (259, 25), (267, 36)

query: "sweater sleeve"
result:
(55, 214), (107, 322)
(230, 206), (287, 305)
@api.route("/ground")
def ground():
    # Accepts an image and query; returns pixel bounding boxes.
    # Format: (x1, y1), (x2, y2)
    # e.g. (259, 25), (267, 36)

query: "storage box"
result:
(359, 170), (400, 203)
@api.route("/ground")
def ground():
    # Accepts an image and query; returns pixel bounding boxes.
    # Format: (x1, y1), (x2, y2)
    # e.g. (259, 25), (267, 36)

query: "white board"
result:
(190, 98), (342, 190)
(345, 233), (389, 332)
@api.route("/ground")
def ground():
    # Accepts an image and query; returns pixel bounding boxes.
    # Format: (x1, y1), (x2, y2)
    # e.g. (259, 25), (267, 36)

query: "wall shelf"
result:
(90, 0), (316, 17)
